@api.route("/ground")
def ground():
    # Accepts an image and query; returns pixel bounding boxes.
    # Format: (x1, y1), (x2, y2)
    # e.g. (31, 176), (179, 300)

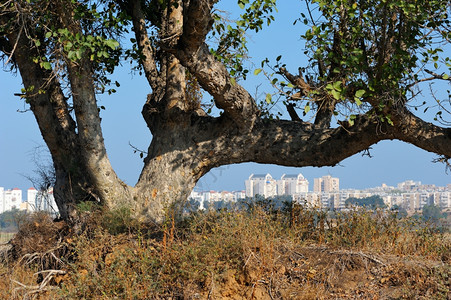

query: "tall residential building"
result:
(1, 188), (22, 213)
(245, 174), (277, 198)
(277, 174), (309, 195)
(313, 175), (339, 193)
(397, 180), (421, 191)
(27, 187), (39, 211)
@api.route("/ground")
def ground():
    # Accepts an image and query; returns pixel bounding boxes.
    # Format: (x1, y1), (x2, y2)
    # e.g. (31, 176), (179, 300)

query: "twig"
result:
(268, 272), (275, 300)
(330, 250), (386, 266)
(5, 24), (23, 66)
(35, 269), (66, 289)
(207, 271), (214, 299)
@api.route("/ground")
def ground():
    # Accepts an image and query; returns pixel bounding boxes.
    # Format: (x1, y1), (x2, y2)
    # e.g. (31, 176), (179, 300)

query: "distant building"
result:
(313, 175), (339, 193)
(245, 174), (277, 198)
(397, 180), (421, 191)
(233, 191), (246, 200)
(293, 192), (321, 207)
(277, 174), (309, 195)
(189, 190), (246, 210)
(1, 188), (22, 213)
(27, 187), (38, 211)
(438, 192), (450, 209)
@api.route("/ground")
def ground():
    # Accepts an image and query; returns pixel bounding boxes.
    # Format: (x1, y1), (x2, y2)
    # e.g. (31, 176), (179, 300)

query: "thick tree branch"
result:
(392, 108), (451, 157)
(128, 0), (161, 90)
(54, 0), (131, 205)
(174, 1), (259, 129)
(163, 1), (188, 112)
(221, 111), (449, 168)
(314, 96), (336, 128)
(180, 0), (216, 51)
(233, 115), (391, 167)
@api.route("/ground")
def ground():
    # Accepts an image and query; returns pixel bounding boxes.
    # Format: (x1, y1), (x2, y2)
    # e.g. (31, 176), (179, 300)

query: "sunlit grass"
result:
(1, 204), (449, 299)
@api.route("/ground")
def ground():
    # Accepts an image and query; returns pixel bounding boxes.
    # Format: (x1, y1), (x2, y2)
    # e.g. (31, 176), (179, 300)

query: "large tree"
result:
(1, 0), (450, 222)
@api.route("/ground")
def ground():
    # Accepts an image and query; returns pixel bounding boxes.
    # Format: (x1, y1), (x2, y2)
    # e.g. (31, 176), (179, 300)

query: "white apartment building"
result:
(24, 187), (58, 214)
(397, 180), (421, 191)
(189, 190), (246, 210)
(313, 175), (339, 193)
(245, 173), (309, 198)
(438, 192), (450, 209)
(293, 192), (321, 207)
(0, 187), (59, 215)
(1, 188), (22, 213)
(245, 174), (277, 198)
(27, 188), (39, 211)
(277, 174), (309, 195)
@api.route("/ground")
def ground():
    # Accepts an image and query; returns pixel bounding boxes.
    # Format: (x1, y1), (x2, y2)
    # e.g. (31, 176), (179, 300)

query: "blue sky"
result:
(1, 1), (449, 192)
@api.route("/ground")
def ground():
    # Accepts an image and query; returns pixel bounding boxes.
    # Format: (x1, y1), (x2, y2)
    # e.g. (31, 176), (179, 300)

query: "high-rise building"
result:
(1, 187), (24, 213)
(27, 187), (38, 211)
(397, 180), (421, 191)
(277, 174), (309, 195)
(313, 175), (339, 193)
(245, 174), (277, 198)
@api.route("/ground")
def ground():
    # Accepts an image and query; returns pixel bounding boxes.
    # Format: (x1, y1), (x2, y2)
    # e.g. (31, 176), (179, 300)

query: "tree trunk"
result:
(134, 114), (223, 222)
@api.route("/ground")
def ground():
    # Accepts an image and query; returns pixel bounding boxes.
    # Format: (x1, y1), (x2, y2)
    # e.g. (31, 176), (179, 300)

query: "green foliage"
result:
(256, 0), (450, 122)
(209, 0), (277, 80)
(0, 208), (27, 230)
(2, 0), (127, 95)
(75, 201), (101, 213)
(101, 206), (138, 235)
(345, 195), (386, 208)
(391, 204), (408, 219)
(422, 204), (444, 222)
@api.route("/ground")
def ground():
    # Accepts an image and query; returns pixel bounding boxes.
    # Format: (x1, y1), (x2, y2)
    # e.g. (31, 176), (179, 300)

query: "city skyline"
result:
(1, 171), (450, 194)
(2, 177), (450, 215)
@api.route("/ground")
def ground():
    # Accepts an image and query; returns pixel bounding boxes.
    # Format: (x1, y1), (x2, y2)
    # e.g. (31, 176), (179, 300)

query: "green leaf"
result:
(265, 93), (272, 104)
(304, 103), (310, 114)
(331, 89), (340, 100)
(41, 62), (51, 70)
(355, 89), (366, 98)
(45, 32), (52, 39)
(332, 81), (342, 91)
(254, 68), (262, 75)
(105, 39), (119, 50)
(443, 74), (449, 80)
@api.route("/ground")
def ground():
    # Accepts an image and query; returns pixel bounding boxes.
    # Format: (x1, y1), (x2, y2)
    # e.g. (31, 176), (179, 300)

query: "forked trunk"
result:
(133, 125), (216, 223)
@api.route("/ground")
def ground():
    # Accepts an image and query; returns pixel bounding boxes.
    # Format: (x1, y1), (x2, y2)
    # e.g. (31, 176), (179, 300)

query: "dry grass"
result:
(0, 232), (16, 244)
(0, 204), (449, 299)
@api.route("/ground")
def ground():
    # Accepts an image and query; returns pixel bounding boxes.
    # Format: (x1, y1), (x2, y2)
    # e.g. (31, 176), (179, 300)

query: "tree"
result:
(422, 204), (443, 222)
(345, 195), (386, 208)
(391, 205), (408, 219)
(1, 0), (450, 223)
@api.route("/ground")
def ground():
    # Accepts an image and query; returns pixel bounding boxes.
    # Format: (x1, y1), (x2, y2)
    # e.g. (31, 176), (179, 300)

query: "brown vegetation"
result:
(1, 205), (449, 299)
